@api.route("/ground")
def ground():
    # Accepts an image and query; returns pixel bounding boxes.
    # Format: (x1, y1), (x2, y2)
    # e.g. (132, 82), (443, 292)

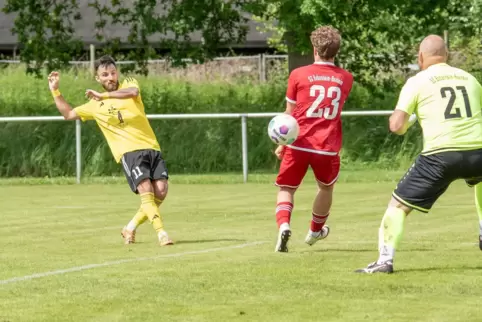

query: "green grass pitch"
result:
(1, 171), (481, 322)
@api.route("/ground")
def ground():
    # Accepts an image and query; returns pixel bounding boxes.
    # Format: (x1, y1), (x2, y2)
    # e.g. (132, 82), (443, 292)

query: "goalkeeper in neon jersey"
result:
(356, 35), (482, 274)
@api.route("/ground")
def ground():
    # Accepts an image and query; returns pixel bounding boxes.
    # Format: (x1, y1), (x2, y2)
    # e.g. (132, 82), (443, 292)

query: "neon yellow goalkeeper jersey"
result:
(395, 63), (482, 155)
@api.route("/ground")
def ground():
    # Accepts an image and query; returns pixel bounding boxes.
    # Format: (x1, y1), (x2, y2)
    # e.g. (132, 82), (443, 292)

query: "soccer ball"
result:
(267, 114), (300, 145)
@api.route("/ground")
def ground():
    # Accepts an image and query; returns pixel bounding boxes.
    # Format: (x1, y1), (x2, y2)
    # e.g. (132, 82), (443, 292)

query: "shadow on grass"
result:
(300, 247), (434, 254)
(175, 238), (246, 245)
(300, 248), (375, 253)
(399, 265), (482, 273)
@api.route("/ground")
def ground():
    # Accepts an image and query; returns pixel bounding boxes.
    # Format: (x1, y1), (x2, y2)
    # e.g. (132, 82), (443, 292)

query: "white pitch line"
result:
(0, 241), (266, 285)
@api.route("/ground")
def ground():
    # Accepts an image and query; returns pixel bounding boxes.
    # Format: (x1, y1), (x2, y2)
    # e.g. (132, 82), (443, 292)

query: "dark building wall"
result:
(0, 1), (271, 53)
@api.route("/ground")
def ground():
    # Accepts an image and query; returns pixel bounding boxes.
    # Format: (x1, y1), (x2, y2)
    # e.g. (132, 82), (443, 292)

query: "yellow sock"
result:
(155, 197), (163, 208)
(125, 208), (147, 231)
(127, 198), (162, 231)
(140, 192), (164, 233)
(378, 207), (406, 263)
(475, 184), (482, 235)
(134, 208), (148, 225)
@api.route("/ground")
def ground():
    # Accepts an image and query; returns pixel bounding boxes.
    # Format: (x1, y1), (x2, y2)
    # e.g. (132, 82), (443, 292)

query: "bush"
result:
(1, 67), (424, 177)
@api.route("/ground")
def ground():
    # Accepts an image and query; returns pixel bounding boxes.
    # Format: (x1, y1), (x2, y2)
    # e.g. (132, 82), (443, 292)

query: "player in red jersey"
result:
(274, 26), (354, 252)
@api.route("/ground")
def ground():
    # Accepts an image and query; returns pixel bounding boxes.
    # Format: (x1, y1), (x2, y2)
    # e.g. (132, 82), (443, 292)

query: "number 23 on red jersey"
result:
(285, 63), (353, 121)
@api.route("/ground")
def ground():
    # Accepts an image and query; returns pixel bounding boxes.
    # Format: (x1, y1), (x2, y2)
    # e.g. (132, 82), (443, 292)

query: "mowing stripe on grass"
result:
(0, 241), (266, 285)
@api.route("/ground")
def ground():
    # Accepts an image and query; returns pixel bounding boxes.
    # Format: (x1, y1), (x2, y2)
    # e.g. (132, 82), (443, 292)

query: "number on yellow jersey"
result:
(441, 86), (472, 119)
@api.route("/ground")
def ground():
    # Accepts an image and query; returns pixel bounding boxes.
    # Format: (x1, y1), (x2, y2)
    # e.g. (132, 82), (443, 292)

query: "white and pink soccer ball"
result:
(267, 114), (300, 145)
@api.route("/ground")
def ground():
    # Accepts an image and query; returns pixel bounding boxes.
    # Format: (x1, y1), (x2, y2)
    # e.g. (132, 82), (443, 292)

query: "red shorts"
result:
(275, 147), (340, 188)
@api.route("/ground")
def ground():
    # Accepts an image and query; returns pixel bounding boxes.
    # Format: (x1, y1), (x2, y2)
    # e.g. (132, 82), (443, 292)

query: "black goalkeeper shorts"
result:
(393, 149), (482, 213)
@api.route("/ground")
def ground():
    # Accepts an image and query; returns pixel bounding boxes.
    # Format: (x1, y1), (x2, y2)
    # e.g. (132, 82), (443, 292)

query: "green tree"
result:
(88, 0), (251, 75)
(3, 0), (251, 76)
(447, 0), (481, 38)
(4, 0), (479, 80)
(248, 0), (479, 86)
(2, 0), (84, 77)
(447, 0), (482, 77)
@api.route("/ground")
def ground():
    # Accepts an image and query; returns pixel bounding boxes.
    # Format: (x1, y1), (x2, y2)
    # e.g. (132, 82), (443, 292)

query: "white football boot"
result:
(275, 224), (292, 252)
(304, 226), (330, 246)
(158, 231), (174, 246)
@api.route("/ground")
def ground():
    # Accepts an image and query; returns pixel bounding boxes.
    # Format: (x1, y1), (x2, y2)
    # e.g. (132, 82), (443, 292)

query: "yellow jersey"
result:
(74, 77), (160, 163)
(395, 63), (482, 155)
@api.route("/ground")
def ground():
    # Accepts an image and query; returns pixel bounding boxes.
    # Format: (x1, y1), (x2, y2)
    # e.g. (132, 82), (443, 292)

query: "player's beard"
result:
(103, 81), (119, 92)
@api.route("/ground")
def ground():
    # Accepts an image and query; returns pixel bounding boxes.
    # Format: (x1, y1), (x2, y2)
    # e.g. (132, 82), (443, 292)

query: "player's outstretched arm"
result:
(48, 72), (80, 121)
(85, 87), (139, 101)
(86, 77), (140, 101)
(108, 87), (139, 98)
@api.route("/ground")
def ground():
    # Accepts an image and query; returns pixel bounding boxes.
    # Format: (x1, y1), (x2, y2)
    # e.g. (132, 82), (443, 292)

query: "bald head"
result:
(417, 35), (448, 70)
(419, 35), (447, 58)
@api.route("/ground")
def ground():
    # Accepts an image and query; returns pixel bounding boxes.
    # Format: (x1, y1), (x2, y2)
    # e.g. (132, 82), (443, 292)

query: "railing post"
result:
(89, 44), (95, 75)
(241, 115), (248, 183)
(75, 119), (82, 184)
(259, 54), (266, 82)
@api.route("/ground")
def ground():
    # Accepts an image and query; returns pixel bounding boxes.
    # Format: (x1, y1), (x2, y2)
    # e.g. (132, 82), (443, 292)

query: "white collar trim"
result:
(314, 61), (335, 66)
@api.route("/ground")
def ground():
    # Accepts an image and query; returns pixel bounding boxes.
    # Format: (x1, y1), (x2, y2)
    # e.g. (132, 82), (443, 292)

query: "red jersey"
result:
(285, 62), (353, 155)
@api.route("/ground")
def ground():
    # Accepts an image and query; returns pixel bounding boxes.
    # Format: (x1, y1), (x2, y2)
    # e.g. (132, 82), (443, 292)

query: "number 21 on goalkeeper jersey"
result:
(285, 62), (354, 155)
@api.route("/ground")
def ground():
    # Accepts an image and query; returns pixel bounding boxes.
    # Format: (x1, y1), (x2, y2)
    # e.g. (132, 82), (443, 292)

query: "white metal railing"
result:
(0, 111), (393, 183)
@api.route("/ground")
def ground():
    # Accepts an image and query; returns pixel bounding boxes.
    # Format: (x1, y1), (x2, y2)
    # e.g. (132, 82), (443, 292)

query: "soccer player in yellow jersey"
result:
(48, 55), (173, 246)
(356, 35), (482, 274)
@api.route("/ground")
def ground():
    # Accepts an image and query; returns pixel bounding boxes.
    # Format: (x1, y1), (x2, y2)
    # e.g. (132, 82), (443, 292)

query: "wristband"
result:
(101, 92), (110, 99)
(51, 89), (61, 97)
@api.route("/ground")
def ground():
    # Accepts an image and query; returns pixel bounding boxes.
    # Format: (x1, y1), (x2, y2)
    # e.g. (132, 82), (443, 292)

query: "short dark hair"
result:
(310, 26), (341, 60)
(94, 55), (116, 72)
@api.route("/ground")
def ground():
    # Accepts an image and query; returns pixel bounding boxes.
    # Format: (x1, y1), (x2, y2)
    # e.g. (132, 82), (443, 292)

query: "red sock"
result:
(311, 212), (329, 232)
(276, 202), (293, 228)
